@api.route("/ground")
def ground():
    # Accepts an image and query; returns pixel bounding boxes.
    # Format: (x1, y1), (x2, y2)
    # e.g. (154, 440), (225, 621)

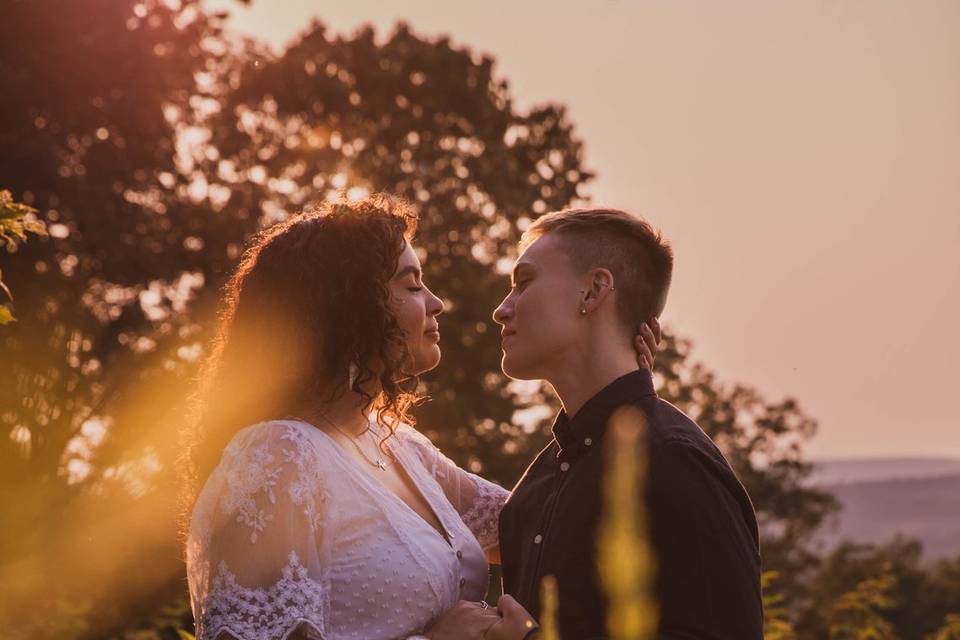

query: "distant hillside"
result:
(808, 456), (960, 486)
(813, 472), (960, 559)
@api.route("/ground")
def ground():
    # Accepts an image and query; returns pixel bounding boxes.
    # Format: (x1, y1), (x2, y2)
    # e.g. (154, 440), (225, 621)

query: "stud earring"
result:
(580, 307), (587, 315)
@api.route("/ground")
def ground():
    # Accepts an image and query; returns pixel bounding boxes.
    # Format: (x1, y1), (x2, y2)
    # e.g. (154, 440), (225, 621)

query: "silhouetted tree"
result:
(0, 4), (589, 635)
(1, 3), (912, 638)
(192, 19), (591, 483)
(0, 0), (234, 635)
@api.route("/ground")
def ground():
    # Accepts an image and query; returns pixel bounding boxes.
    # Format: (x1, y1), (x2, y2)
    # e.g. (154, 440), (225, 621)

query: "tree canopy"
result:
(2, 1), (954, 638)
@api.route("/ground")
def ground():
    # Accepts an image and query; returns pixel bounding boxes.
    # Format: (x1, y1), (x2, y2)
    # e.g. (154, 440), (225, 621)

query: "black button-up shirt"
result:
(499, 370), (763, 639)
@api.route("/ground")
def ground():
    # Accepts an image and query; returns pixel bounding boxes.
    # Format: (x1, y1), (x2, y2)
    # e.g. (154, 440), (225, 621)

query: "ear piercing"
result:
(579, 285), (613, 315)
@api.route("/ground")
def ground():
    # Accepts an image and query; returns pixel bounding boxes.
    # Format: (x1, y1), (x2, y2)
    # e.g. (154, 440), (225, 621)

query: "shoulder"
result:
(645, 398), (735, 468)
(647, 436), (735, 508)
(388, 422), (447, 473)
(646, 440), (724, 533)
(646, 398), (710, 443)
(221, 419), (325, 475)
(390, 421), (439, 455)
(649, 436), (710, 471)
(196, 421), (331, 544)
(648, 436), (756, 530)
(649, 434), (735, 486)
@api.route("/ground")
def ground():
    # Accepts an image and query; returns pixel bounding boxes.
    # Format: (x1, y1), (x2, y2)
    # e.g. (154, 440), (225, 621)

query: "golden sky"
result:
(220, 0), (960, 460)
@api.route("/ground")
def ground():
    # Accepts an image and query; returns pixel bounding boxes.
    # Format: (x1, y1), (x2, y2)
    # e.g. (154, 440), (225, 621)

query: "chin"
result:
(501, 352), (538, 381)
(415, 346), (442, 375)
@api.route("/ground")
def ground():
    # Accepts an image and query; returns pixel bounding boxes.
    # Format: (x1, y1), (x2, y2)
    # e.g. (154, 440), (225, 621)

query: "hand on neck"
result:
(548, 330), (640, 420)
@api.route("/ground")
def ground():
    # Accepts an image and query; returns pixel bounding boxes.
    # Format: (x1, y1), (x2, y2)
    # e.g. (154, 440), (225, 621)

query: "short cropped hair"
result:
(520, 207), (673, 328)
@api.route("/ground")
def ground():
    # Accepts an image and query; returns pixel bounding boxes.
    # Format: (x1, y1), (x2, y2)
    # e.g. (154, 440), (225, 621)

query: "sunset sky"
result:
(218, 1), (960, 460)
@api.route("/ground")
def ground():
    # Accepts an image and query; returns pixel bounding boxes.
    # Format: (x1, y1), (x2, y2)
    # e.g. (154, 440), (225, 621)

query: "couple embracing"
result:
(183, 196), (763, 640)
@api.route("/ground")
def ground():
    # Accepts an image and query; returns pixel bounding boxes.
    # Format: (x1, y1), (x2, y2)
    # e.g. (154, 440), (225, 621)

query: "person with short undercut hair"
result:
(519, 207), (674, 326)
(490, 207), (763, 639)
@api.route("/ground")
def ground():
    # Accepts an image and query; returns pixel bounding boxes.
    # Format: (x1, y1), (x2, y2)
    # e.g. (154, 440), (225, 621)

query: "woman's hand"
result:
(634, 317), (662, 371)
(483, 595), (539, 640)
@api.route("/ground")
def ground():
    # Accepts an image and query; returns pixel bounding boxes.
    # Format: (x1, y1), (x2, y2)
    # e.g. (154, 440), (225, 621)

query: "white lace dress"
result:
(186, 419), (508, 640)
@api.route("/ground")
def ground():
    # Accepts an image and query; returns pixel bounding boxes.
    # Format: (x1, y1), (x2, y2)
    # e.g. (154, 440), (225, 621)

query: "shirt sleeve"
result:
(186, 422), (330, 640)
(649, 440), (764, 640)
(399, 425), (509, 551)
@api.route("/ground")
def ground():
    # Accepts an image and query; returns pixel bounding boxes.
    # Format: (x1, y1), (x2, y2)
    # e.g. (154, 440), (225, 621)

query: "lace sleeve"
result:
(187, 422), (330, 640)
(399, 426), (509, 551)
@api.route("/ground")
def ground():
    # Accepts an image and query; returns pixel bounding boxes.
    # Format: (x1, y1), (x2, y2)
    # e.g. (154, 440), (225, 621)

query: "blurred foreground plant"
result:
(536, 406), (657, 640)
(599, 406), (657, 640)
(539, 575), (560, 640)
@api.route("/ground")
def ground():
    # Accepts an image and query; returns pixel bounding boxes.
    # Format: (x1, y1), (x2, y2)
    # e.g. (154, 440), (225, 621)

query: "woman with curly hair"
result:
(182, 195), (657, 640)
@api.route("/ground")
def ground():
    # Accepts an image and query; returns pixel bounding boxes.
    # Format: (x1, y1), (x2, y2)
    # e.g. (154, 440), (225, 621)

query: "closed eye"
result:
(405, 274), (425, 292)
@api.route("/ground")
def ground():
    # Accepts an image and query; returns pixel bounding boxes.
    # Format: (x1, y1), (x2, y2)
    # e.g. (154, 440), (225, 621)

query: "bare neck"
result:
(297, 390), (372, 437)
(547, 334), (639, 420)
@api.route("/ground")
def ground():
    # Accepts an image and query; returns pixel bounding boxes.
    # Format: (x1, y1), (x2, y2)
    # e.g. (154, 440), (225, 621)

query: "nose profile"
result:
(493, 295), (512, 325)
(428, 288), (444, 316)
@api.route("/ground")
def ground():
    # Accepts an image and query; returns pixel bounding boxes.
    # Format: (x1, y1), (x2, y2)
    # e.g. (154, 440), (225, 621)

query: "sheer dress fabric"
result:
(186, 419), (508, 640)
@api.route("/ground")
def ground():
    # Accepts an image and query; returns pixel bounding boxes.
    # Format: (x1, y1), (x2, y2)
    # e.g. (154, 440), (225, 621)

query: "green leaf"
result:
(0, 203), (36, 221)
(23, 220), (48, 236)
(0, 189), (37, 221)
(0, 221), (28, 242)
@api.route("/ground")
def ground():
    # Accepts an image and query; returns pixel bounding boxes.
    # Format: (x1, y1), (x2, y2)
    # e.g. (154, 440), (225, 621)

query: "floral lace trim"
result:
(460, 479), (508, 551)
(199, 551), (326, 640)
(218, 422), (326, 544)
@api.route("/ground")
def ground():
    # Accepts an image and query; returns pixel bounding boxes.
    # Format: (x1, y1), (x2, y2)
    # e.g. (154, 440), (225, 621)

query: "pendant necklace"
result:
(314, 412), (392, 471)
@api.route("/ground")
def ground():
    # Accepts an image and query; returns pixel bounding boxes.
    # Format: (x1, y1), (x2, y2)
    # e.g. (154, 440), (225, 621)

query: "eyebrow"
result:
(394, 265), (422, 281)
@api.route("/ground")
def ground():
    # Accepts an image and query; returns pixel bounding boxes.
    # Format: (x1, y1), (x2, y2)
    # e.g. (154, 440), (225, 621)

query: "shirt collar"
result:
(551, 369), (657, 457)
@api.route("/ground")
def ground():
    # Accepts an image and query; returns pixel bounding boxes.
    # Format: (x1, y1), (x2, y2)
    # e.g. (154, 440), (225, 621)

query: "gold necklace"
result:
(314, 412), (392, 471)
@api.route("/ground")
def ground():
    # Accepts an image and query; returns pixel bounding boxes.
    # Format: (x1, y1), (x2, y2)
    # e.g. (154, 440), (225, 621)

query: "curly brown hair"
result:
(179, 195), (422, 523)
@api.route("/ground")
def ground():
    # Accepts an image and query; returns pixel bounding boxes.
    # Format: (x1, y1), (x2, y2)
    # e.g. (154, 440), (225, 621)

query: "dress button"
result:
(584, 437), (593, 446)
(460, 577), (466, 587)
(560, 462), (570, 472)
(456, 550), (463, 560)
(534, 534), (543, 545)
